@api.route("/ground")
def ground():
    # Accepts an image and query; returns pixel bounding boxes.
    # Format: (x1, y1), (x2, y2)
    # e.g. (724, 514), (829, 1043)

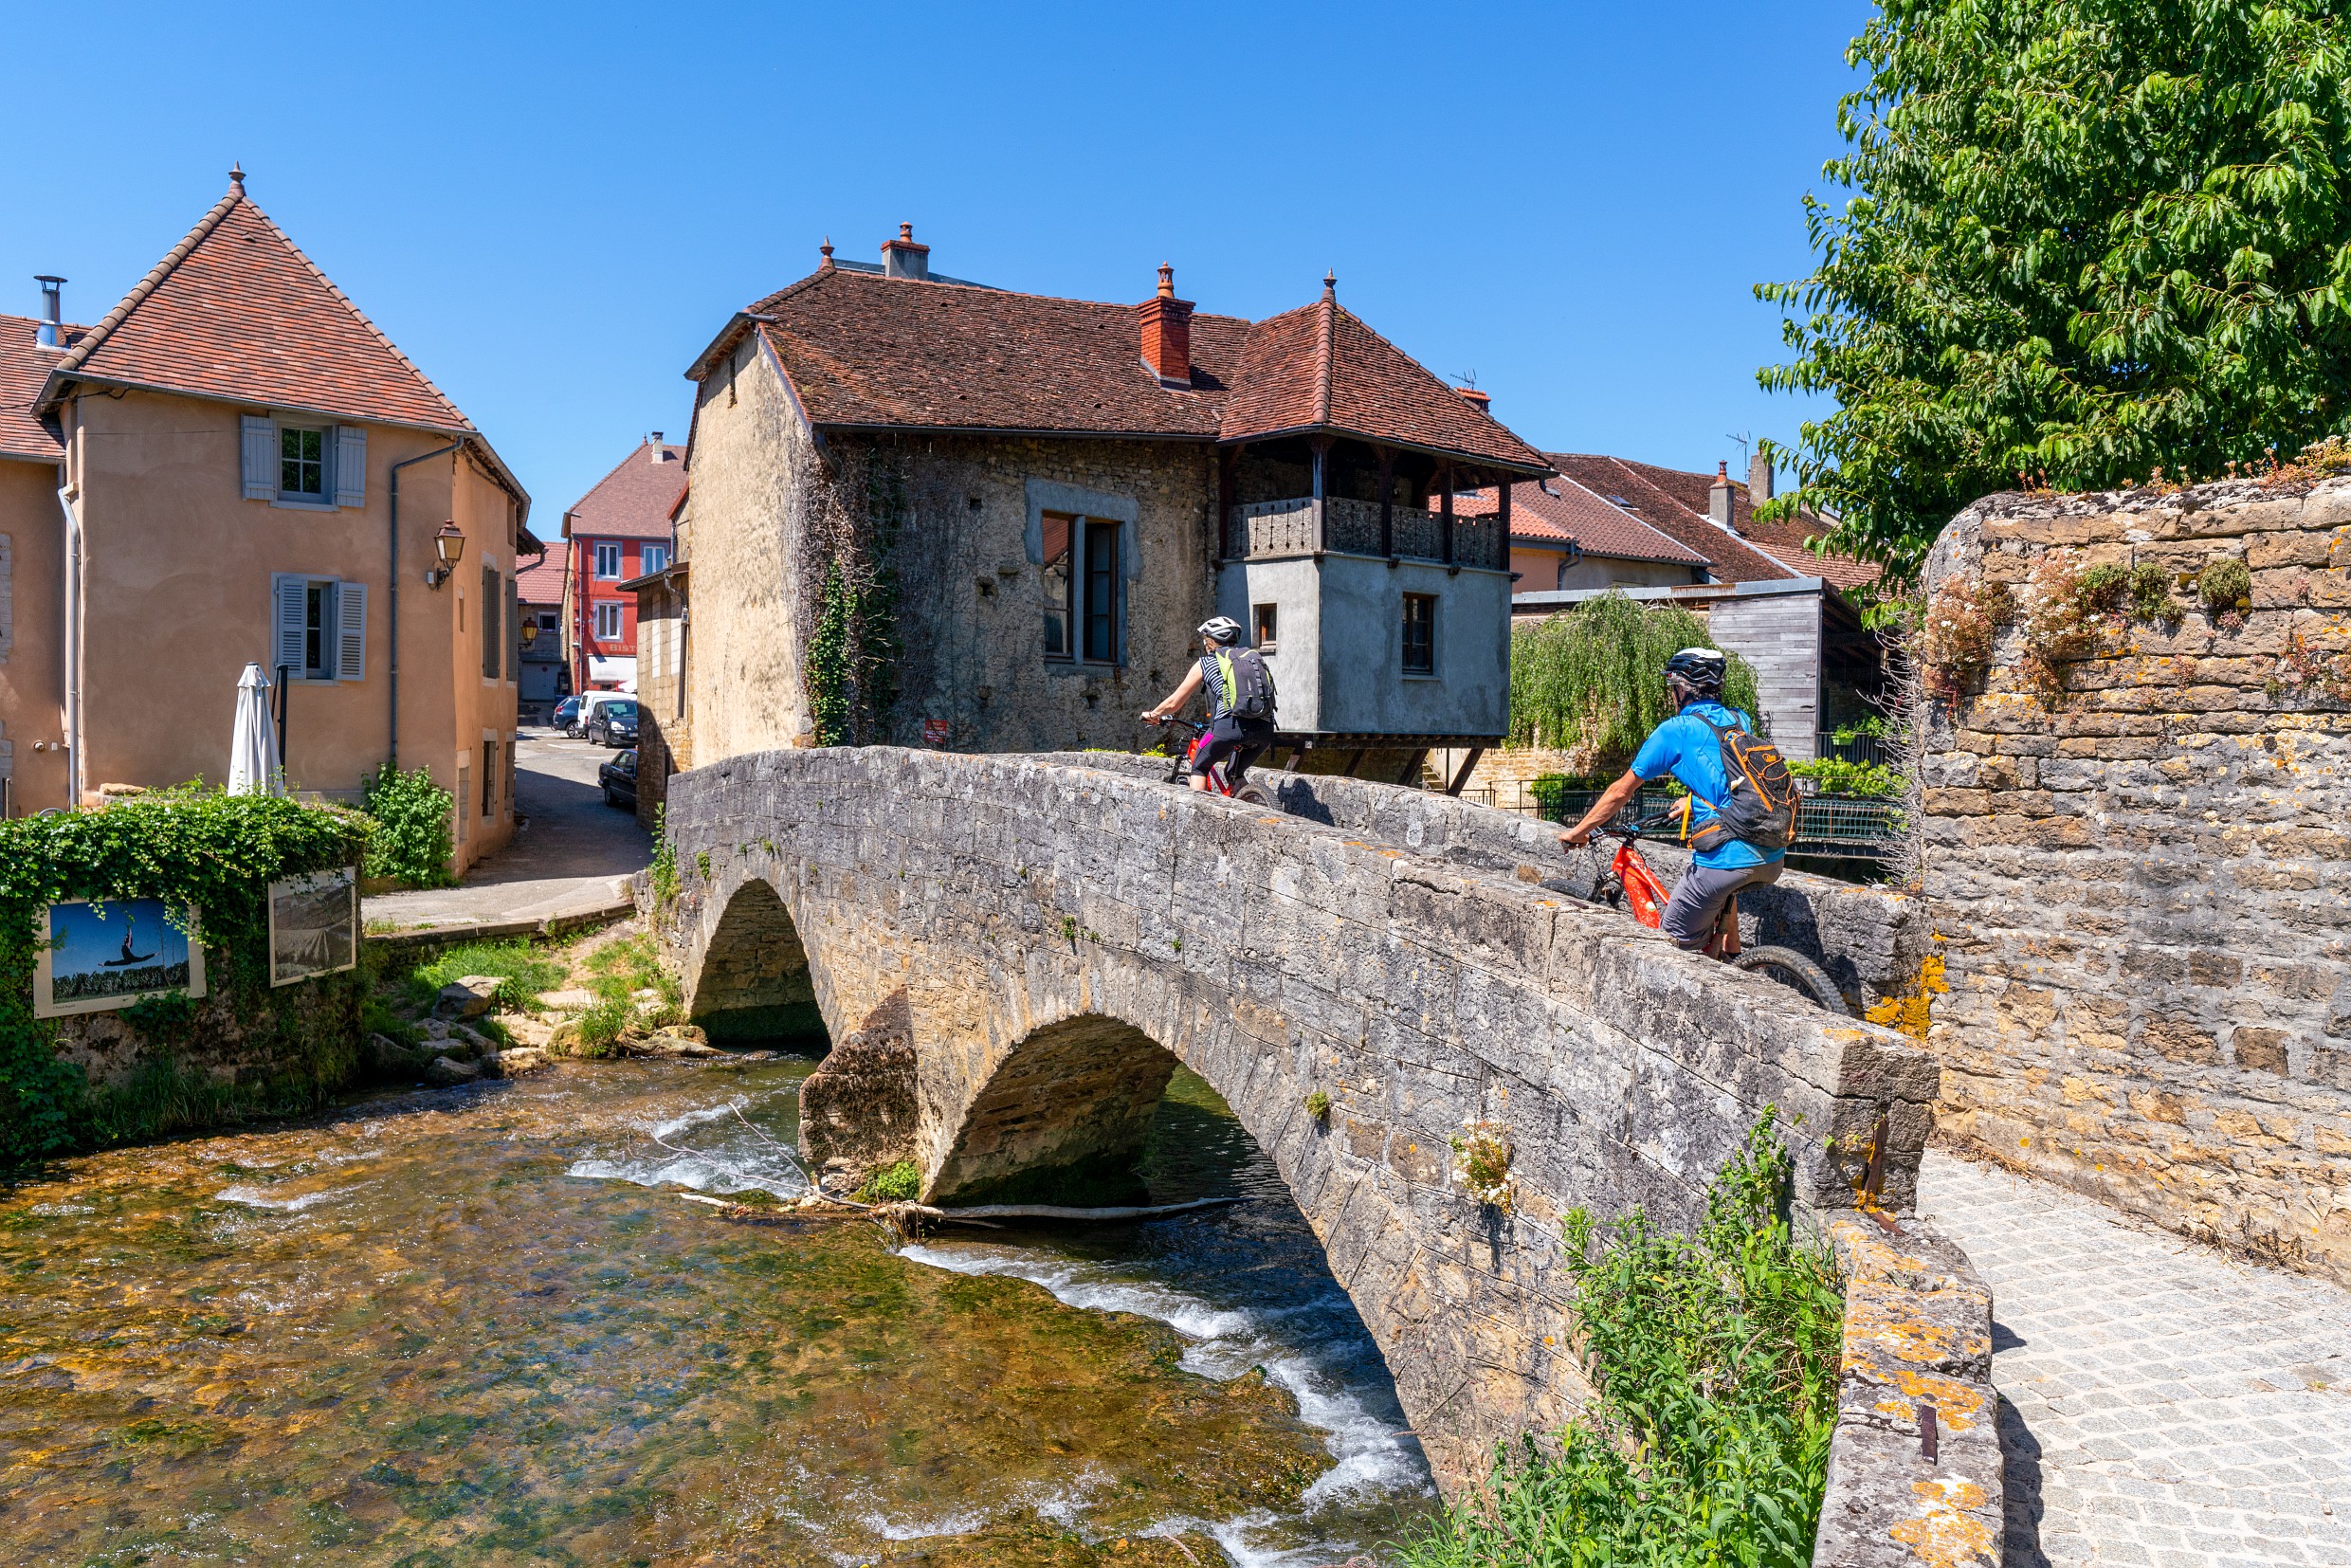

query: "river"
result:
(0, 1056), (1440, 1565)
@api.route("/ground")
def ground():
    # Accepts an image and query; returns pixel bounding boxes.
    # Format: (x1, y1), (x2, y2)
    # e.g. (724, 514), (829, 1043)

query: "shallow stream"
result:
(0, 1057), (1438, 1565)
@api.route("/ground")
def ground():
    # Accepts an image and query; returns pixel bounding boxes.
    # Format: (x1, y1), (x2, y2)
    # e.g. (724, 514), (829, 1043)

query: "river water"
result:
(0, 1057), (1439, 1565)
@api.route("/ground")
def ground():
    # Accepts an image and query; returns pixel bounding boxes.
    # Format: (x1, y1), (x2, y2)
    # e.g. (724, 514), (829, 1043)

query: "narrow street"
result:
(363, 727), (649, 930)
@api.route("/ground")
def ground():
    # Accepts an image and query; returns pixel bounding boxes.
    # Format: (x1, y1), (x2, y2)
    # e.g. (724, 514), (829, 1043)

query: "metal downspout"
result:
(388, 441), (465, 770)
(55, 479), (82, 807)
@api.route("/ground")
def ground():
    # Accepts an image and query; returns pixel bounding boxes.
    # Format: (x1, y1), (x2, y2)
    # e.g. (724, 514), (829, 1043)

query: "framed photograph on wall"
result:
(268, 866), (358, 987)
(34, 899), (207, 1018)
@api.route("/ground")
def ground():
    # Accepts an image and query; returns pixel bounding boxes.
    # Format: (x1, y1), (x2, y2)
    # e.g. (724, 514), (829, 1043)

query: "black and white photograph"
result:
(267, 866), (357, 987)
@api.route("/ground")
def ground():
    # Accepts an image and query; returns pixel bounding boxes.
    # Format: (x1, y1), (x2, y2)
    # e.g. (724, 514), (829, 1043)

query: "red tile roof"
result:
(1547, 453), (1804, 584)
(564, 441), (686, 540)
(1218, 291), (1549, 472)
(41, 181), (475, 434)
(702, 264), (1547, 472)
(1596, 455), (1878, 588)
(516, 546), (569, 606)
(0, 313), (79, 463)
(1459, 474), (1707, 565)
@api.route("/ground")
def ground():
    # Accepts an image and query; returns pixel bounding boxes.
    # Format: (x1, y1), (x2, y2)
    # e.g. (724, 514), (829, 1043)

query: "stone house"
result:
(667, 228), (1550, 783)
(0, 171), (533, 873)
(514, 545), (568, 718)
(557, 434), (682, 695)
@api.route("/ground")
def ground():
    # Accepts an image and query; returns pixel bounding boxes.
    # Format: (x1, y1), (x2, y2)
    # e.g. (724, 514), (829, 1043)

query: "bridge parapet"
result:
(651, 746), (1938, 1490)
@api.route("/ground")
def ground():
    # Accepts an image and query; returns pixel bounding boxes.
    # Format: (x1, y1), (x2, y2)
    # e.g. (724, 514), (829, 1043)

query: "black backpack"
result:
(1686, 714), (1798, 852)
(1211, 648), (1277, 722)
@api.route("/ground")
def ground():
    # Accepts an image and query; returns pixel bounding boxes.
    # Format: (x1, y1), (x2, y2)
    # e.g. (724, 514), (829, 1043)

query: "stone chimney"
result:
(649, 431), (668, 464)
(1709, 461), (1736, 530)
(34, 275), (64, 351)
(881, 222), (931, 281)
(1457, 387), (1493, 417)
(1748, 448), (1774, 504)
(1138, 264), (1194, 388)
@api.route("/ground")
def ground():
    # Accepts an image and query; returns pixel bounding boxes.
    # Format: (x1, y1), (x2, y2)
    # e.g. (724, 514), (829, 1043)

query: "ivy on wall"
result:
(0, 788), (372, 1166)
(797, 447), (905, 746)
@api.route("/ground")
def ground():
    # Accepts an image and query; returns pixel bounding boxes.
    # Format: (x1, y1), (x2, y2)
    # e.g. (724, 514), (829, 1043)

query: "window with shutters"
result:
(594, 602), (623, 639)
(482, 564), (501, 680)
(270, 574), (368, 683)
(281, 427), (327, 499)
(243, 416), (366, 508)
(593, 541), (622, 578)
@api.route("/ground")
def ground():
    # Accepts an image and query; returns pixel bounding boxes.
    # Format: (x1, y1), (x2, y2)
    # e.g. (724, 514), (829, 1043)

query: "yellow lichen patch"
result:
(1889, 1477), (1996, 1568)
(1867, 953), (1948, 1041)
(1869, 1367), (1987, 1431)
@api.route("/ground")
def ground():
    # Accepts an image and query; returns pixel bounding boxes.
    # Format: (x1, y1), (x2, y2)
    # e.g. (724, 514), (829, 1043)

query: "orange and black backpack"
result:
(1681, 714), (1799, 852)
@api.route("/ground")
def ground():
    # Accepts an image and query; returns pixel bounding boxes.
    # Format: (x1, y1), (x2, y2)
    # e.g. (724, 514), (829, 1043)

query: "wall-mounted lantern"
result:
(426, 522), (466, 588)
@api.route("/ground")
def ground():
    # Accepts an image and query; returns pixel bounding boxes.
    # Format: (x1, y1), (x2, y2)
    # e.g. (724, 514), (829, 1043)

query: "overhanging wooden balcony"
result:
(1228, 496), (1506, 571)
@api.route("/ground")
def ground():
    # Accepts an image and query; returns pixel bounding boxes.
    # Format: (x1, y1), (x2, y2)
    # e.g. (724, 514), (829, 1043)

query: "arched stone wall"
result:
(652, 746), (1938, 1490)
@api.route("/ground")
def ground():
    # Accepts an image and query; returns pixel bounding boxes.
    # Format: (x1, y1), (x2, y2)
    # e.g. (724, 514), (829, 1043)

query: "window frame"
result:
(639, 543), (670, 575)
(1041, 510), (1124, 666)
(1400, 593), (1437, 677)
(593, 601), (624, 640)
(1252, 602), (1278, 654)
(592, 541), (624, 580)
(280, 425), (329, 501)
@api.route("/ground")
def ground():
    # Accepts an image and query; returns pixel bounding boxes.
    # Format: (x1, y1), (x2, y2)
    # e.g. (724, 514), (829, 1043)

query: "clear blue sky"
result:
(0, 1), (1870, 522)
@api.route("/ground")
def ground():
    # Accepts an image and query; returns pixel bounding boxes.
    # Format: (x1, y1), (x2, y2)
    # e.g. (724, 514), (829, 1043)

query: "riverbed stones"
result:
(426, 1054), (483, 1086)
(653, 745), (1938, 1493)
(536, 988), (596, 1011)
(486, 1047), (550, 1077)
(435, 976), (503, 1019)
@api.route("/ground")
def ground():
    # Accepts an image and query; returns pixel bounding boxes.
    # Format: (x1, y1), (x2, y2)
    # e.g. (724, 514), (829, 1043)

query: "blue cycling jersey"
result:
(1629, 702), (1786, 870)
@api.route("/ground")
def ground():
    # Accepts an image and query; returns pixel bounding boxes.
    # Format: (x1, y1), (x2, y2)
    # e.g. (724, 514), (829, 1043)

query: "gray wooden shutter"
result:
(243, 416), (277, 501)
(481, 564), (500, 678)
(335, 581), (367, 681)
(505, 573), (519, 681)
(272, 574), (308, 676)
(333, 426), (367, 507)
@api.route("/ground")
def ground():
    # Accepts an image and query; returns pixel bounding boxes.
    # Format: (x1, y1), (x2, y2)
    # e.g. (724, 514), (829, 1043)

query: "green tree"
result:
(1760, 1), (2351, 582)
(1510, 593), (1762, 775)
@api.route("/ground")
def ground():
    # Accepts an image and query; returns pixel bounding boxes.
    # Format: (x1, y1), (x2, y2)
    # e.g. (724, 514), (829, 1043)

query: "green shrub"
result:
(401, 939), (565, 1014)
(1398, 1116), (1843, 1568)
(2198, 557), (2252, 614)
(2128, 563), (2183, 624)
(1510, 593), (1762, 775)
(2077, 562), (2130, 615)
(1789, 757), (1906, 798)
(361, 763), (455, 888)
(856, 1160), (921, 1203)
(571, 995), (633, 1057)
(649, 805), (681, 906)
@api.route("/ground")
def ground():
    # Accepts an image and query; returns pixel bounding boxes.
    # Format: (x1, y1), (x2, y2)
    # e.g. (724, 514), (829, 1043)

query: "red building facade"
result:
(559, 435), (683, 692)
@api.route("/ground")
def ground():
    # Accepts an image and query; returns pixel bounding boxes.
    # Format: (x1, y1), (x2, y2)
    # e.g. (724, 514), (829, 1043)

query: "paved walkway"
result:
(1916, 1151), (2351, 1567)
(364, 728), (648, 930)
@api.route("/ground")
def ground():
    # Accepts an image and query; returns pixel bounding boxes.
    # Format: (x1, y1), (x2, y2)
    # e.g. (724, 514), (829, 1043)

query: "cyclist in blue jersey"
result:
(1557, 647), (1785, 954)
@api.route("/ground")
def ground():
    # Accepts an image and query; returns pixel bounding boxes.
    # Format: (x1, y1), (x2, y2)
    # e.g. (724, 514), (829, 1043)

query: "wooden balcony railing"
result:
(1227, 497), (1504, 569)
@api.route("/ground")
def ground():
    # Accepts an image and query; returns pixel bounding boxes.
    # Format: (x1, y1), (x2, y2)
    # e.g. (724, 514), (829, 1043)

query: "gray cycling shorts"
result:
(1661, 860), (1784, 950)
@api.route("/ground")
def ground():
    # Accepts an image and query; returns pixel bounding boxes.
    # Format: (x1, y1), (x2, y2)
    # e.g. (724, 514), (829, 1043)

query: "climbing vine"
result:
(0, 788), (372, 1166)
(795, 445), (905, 746)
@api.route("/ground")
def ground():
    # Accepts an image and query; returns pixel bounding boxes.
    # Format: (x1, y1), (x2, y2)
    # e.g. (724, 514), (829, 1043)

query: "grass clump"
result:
(1304, 1089), (1332, 1123)
(1399, 1115), (1843, 1568)
(400, 939), (565, 1014)
(2128, 562), (2182, 624)
(2198, 557), (2251, 614)
(856, 1160), (922, 1203)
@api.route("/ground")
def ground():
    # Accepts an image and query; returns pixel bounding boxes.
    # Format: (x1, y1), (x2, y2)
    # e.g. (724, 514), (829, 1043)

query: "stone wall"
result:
(1921, 475), (2351, 1285)
(653, 746), (1940, 1489)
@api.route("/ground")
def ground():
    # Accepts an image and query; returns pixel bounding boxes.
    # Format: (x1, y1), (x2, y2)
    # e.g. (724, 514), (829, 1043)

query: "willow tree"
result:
(1508, 593), (1762, 776)
(1759, 0), (2351, 582)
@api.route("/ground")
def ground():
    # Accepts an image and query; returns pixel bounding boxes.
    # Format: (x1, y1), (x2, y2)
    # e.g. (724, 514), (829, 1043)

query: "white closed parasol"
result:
(228, 662), (284, 796)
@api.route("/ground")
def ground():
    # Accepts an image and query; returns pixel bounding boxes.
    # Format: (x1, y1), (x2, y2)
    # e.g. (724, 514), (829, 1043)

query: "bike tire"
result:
(1232, 784), (1274, 808)
(1729, 945), (1852, 1017)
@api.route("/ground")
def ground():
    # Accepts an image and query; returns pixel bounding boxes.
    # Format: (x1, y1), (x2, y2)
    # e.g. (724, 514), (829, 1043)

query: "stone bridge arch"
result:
(653, 746), (1937, 1489)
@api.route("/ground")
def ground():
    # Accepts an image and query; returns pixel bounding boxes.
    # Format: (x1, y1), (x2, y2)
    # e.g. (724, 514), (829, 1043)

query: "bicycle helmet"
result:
(1196, 615), (1244, 646)
(1663, 647), (1726, 694)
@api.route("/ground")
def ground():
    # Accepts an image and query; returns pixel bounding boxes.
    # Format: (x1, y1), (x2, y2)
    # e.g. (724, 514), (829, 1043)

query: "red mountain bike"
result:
(1147, 717), (1274, 806)
(1579, 811), (1850, 1015)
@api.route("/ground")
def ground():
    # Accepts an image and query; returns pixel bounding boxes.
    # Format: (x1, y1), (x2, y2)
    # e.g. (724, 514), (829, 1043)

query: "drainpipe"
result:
(55, 478), (83, 807)
(388, 440), (465, 769)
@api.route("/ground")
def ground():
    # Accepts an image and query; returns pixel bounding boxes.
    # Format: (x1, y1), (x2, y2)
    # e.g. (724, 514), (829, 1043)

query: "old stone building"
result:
(669, 228), (1549, 777)
(1917, 464), (2351, 1285)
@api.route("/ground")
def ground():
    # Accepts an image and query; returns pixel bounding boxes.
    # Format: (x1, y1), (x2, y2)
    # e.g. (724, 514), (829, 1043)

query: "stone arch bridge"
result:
(651, 747), (1936, 1487)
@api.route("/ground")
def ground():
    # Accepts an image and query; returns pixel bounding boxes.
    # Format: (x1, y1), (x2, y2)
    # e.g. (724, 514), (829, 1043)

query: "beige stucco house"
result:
(0, 171), (533, 872)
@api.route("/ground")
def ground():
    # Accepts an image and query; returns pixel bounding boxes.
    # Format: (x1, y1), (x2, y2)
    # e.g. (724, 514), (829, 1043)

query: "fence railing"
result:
(1816, 732), (1898, 767)
(1229, 497), (1505, 570)
(1519, 779), (1906, 856)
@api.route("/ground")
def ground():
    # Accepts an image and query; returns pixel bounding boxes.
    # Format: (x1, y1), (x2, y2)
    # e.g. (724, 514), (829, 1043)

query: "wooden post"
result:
(1445, 745), (1485, 796)
(1376, 446), (1396, 558)
(1309, 434), (1334, 556)
(1494, 472), (1511, 570)
(1440, 465), (1455, 566)
(1217, 446), (1239, 560)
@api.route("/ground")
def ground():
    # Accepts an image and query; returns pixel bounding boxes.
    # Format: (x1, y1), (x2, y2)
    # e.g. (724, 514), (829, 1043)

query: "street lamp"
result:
(425, 522), (466, 588)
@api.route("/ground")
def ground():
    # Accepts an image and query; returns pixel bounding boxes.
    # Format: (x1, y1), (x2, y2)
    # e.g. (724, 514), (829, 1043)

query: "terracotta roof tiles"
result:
(0, 313), (76, 462)
(564, 442), (686, 540)
(1459, 474), (1708, 565)
(1546, 453), (1802, 584)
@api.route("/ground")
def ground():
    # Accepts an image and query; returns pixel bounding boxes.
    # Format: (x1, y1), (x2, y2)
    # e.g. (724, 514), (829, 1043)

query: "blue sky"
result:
(0, 2), (1870, 521)
(48, 899), (189, 980)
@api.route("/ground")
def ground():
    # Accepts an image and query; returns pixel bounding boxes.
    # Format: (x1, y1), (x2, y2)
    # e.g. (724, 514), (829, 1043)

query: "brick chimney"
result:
(1709, 461), (1736, 530)
(881, 222), (930, 281)
(1748, 448), (1774, 504)
(1138, 263), (1194, 388)
(1457, 387), (1493, 417)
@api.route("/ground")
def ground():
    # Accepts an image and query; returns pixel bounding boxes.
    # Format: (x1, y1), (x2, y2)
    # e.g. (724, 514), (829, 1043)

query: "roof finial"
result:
(1157, 262), (1175, 299)
(1322, 268), (1336, 300)
(819, 235), (835, 268)
(229, 161), (246, 189)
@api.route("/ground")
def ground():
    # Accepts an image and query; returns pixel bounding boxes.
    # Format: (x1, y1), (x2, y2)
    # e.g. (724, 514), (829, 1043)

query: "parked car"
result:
(587, 699), (640, 748)
(554, 695), (582, 736)
(599, 749), (638, 811)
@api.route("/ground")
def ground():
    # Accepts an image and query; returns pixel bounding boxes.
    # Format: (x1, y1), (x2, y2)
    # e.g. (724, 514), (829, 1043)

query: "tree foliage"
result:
(1509, 593), (1762, 776)
(1760, 0), (2351, 582)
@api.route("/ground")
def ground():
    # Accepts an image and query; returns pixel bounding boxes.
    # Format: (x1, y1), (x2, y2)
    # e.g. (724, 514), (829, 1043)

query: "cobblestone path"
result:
(1917, 1151), (2351, 1567)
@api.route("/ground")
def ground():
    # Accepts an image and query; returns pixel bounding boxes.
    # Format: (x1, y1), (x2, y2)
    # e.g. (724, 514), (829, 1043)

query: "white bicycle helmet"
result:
(1196, 616), (1244, 646)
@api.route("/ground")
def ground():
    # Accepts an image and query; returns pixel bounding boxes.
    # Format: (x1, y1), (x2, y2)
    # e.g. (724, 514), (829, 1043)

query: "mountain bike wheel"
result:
(1232, 783), (1273, 808)
(1729, 945), (1852, 1017)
